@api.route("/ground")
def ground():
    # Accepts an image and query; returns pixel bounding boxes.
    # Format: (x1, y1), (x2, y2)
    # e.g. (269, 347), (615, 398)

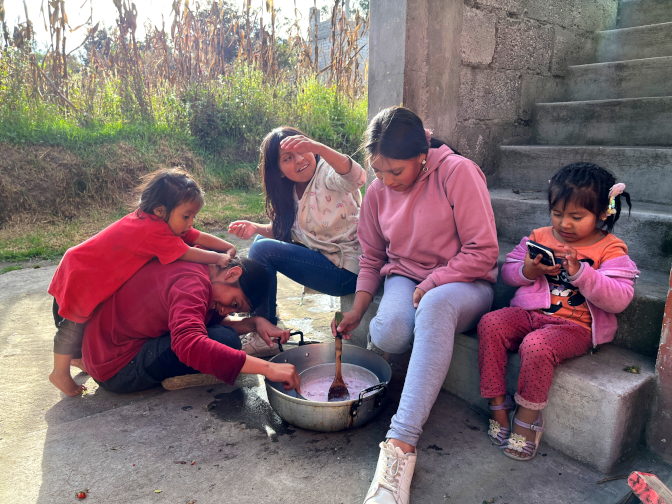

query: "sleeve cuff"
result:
(567, 262), (586, 282)
(519, 264), (536, 284)
(416, 277), (436, 293)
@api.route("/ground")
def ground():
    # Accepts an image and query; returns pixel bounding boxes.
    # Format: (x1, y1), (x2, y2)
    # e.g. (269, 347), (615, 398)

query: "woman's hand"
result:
(412, 288), (425, 308)
(280, 135), (322, 156)
(255, 317), (291, 348)
(266, 362), (301, 392)
(228, 221), (259, 240)
(558, 244), (580, 276)
(522, 252), (561, 280)
(331, 310), (362, 340)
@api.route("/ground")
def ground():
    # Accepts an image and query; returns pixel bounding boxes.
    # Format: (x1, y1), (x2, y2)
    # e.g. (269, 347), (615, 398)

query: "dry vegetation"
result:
(0, 0), (368, 261)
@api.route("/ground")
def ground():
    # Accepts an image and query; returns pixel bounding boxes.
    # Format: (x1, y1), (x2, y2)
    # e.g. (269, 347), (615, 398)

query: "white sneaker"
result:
(240, 332), (279, 358)
(363, 441), (417, 504)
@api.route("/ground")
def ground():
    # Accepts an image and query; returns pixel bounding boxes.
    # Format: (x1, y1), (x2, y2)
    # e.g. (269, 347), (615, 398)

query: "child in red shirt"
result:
(48, 168), (236, 396)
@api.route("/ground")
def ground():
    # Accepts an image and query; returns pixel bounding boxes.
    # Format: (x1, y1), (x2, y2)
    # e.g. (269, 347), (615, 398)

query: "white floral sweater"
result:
(291, 157), (367, 274)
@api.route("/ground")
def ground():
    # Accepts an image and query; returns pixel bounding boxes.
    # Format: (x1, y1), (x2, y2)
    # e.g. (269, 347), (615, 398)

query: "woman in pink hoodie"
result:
(336, 107), (499, 504)
(478, 163), (638, 462)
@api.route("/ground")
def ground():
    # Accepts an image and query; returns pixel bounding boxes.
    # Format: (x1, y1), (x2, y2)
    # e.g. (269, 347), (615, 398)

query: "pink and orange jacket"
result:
(356, 145), (499, 296)
(503, 237), (639, 346)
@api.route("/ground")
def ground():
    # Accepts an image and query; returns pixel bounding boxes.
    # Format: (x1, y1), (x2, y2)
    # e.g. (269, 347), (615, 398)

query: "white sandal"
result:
(487, 394), (514, 445)
(501, 408), (545, 461)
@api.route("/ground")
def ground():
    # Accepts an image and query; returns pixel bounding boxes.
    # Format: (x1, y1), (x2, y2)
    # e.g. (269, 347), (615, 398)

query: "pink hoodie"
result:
(503, 237), (639, 346)
(356, 145), (499, 296)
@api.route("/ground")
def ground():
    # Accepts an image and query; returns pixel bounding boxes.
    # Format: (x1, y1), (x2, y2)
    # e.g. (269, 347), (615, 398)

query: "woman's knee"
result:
(248, 237), (276, 264)
(370, 311), (414, 354)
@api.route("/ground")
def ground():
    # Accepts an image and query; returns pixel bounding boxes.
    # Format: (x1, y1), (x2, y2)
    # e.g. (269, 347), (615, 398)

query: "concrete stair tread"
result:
(490, 188), (672, 217)
(597, 21), (672, 63)
(534, 96), (672, 146)
(496, 145), (672, 205)
(567, 56), (672, 101)
(618, 0), (672, 29)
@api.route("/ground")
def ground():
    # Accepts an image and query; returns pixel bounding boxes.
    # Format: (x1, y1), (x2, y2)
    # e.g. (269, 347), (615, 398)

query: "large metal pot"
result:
(265, 341), (392, 432)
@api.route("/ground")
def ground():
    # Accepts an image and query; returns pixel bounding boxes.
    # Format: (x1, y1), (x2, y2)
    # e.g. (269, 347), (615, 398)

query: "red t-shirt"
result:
(81, 261), (247, 383)
(48, 211), (200, 323)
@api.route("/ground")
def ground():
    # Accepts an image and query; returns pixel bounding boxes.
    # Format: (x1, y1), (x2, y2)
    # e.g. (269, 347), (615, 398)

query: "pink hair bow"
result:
(425, 128), (433, 146)
(607, 183), (626, 215)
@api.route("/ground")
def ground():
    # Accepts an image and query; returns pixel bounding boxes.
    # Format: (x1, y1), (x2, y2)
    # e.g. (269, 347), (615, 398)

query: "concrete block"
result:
(523, 0), (618, 32)
(518, 74), (567, 121)
(461, 7), (497, 67)
(497, 145), (672, 205)
(618, 0), (672, 28)
(458, 67), (521, 121)
(567, 56), (672, 101)
(473, 0), (523, 15)
(534, 96), (672, 147)
(596, 22), (672, 63)
(443, 333), (656, 472)
(489, 188), (672, 273)
(493, 17), (553, 74)
(551, 26), (596, 77)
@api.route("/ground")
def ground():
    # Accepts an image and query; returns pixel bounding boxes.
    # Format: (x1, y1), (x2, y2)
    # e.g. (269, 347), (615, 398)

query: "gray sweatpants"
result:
(370, 275), (494, 446)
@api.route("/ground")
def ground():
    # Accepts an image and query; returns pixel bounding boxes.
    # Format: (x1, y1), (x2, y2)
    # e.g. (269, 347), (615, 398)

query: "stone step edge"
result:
(535, 95), (672, 107)
(568, 55), (672, 72)
(597, 20), (672, 35)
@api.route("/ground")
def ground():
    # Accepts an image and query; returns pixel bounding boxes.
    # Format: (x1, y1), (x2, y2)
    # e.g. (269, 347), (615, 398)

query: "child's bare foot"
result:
(49, 369), (87, 396)
(70, 358), (88, 374)
(505, 406), (540, 456)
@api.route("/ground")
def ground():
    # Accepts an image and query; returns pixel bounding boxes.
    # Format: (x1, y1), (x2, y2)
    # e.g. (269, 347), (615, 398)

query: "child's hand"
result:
(412, 288), (425, 308)
(228, 248), (237, 259)
(280, 135), (322, 156)
(228, 221), (258, 240)
(522, 252), (561, 280)
(216, 253), (231, 268)
(558, 244), (580, 276)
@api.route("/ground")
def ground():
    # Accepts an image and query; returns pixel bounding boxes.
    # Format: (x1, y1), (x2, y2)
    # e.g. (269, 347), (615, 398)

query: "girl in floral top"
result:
(228, 127), (366, 355)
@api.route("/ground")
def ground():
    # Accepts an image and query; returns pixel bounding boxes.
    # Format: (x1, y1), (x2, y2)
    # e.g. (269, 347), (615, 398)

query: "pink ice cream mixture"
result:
(300, 376), (371, 402)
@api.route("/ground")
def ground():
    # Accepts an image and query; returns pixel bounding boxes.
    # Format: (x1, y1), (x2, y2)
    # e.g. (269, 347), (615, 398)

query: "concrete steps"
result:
(490, 189), (672, 273)
(493, 241), (668, 358)
(534, 96), (672, 146)
(567, 57), (672, 101)
(596, 22), (672, 62)
(498, 145), (672, 204)
(618, 0), (672, 28)
(442, 332), (656, 472)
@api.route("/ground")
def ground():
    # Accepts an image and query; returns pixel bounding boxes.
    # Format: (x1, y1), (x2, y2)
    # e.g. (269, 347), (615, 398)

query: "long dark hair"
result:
(259, 126), (320, 243)
(549, 162), (631, 233)
(135, 167), (204, 221)
(363, 106), (457, 162)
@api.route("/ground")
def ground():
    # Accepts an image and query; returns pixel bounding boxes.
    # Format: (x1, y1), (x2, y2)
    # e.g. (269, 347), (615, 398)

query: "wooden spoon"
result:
(328, 312), (350, 402)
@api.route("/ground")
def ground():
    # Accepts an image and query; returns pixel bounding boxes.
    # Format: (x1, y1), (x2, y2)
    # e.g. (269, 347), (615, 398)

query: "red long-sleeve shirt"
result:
(81, 260), (246, 383)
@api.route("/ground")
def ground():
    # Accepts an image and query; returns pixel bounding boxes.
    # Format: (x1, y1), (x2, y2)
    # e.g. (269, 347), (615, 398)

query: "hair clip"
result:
(606, 183), (626, 216)
(424, 128), (433, 145)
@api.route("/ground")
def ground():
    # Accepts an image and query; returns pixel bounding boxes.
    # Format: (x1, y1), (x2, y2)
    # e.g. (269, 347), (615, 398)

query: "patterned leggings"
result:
(478, 307), (593, 409)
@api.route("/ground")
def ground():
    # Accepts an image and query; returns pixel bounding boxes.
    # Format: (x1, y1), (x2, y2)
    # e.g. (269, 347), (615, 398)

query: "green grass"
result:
(0, 265), (23, 274)
(0, 191), (265, 262)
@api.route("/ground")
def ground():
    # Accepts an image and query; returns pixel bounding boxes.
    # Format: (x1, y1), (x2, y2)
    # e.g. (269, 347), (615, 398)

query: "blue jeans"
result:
(248, 236), (358, 324)
(97, 325), (242, 393)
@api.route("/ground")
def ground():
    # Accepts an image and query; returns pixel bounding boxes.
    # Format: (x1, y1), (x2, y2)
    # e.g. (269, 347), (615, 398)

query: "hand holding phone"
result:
(523, 240), (561, 280)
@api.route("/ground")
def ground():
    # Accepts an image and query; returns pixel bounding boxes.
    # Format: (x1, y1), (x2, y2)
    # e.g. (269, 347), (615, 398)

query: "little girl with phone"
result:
(478, 162), (639, 461)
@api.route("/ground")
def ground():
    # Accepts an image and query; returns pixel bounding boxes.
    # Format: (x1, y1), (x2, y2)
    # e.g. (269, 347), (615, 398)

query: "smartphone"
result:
(526, 240), (556, 267)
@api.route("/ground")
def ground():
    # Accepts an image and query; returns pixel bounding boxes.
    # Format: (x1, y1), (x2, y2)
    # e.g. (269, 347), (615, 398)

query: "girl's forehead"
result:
(370, 155), (413, 171)
(552, 200), (588, 213)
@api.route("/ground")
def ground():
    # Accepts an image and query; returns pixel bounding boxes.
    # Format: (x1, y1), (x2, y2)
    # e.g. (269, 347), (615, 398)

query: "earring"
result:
(421, 159), (427, 172)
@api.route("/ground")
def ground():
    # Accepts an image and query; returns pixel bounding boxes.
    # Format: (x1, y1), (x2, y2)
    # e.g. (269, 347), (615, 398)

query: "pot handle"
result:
(276, 330), (305, 353)
(350, 383), (388, 418)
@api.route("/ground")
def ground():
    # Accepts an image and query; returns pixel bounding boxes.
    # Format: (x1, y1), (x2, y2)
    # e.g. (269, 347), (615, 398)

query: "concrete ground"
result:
(1, 236), (670, 503)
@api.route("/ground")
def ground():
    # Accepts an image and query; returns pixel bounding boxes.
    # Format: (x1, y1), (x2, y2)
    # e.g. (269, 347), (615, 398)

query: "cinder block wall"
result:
(371, 0), (619, 177)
